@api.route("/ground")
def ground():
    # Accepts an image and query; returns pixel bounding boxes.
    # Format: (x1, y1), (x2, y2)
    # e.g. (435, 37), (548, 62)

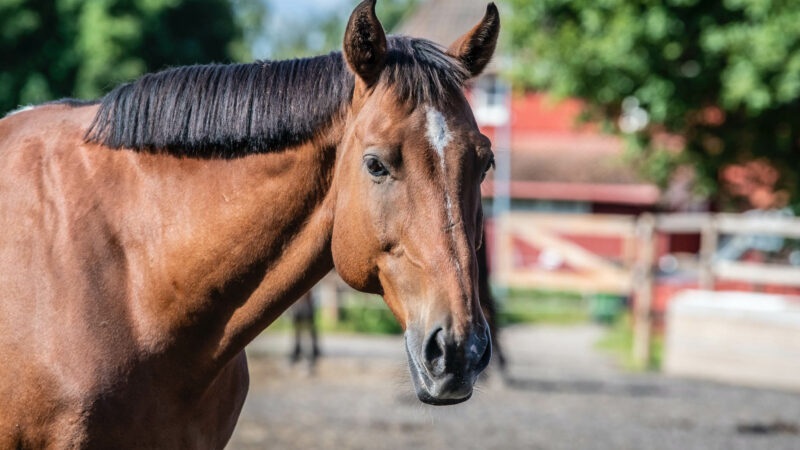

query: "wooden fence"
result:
(492, 211), (800, 366)
(494, 213), (638, 294)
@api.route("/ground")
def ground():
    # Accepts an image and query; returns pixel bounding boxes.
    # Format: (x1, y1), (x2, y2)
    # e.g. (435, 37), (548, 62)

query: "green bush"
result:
(497, 288), (591, 326)
(320, 293), (403, 335)
(335, 305), (402, 335)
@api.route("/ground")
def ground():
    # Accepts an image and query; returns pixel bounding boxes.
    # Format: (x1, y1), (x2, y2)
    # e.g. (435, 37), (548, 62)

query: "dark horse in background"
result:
(288, 290), (320, 368)
(0, 1), (499, 447)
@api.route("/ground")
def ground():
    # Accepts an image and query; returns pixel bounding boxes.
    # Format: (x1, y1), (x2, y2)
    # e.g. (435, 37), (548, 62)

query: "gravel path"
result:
(227, 324), (800, 449)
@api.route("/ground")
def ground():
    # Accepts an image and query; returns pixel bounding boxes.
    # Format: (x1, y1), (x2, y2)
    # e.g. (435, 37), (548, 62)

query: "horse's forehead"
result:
(358, 93), (476, 162)
(424, 106), (454, 159)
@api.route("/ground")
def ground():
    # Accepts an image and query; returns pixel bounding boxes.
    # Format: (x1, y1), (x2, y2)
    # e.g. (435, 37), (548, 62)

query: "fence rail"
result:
(493, 211), (800, 366)
(494, 212), (637, 295)
(655, 212), (800, 237)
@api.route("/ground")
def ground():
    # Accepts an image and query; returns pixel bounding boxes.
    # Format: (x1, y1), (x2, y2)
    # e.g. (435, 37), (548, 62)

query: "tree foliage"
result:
(260, 0), (418, 60)
(0, 0), (260, 115)
(508, 0), (800, 210)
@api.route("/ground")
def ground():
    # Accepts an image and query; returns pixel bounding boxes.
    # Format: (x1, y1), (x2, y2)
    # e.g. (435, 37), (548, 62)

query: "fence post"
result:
(632, 213), (656, 368)
(699, 216), (718, 291)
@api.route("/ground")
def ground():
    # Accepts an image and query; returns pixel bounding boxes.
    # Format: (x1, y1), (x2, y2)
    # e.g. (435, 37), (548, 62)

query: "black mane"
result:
(84, 37), (468, 157)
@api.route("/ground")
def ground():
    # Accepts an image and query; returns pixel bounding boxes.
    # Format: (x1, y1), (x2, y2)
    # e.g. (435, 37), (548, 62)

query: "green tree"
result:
(0, 0), (263, 115)
(378, 0), (418, 32)
(508, 0), (800, 210)
(261, 0), (418, 60)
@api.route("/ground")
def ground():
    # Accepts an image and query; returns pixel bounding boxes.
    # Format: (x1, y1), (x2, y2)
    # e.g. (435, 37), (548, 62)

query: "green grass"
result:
(496, 287), (595, 326)
(320, 302), (402, 335)
(269, 287), (626, 335)
(264, 315), (293, 332)
(595, 314), (663, 371)
(502, 286), (585, 302)
(267, 295), (402, 335)
(498, 295), (590, 325)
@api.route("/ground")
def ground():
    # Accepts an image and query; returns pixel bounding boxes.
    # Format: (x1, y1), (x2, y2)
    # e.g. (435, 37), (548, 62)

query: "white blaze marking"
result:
(425, 106), (455, 228)
(425, 106), (463, 278)
(425, 107), (453, 159)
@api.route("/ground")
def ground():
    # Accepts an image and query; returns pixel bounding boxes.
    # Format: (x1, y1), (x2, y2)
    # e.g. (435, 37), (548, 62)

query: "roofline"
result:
(482, 180), (661, 205)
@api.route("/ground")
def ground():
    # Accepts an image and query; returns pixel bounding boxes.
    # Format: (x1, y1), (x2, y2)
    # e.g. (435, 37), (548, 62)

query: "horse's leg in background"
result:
(289, 297), (306, 364)
(288, 292), (318, 367)
(477, 227), (508, 375)
(290, 320), (303, 364)
(308, 294), (320, 367)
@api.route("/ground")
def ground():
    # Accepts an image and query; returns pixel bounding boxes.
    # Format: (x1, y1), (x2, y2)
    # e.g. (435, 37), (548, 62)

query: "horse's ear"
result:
(343, 0), (387, 86)
(447, 3), (500, 78)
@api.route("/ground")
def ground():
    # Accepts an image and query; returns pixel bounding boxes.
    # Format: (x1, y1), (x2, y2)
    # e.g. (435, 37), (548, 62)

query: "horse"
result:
(0, 0), (500, 447)
(287, 290), (320, 368)
(477, 228), (508, 375)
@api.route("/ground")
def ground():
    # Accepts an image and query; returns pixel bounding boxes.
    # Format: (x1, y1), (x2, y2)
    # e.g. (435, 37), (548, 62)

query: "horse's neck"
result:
(121, 132), (340, 378)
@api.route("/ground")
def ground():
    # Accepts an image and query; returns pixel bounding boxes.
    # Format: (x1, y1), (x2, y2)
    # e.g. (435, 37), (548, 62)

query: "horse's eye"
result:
(480, 154), (495, 182)
(365, 156), (389, 177)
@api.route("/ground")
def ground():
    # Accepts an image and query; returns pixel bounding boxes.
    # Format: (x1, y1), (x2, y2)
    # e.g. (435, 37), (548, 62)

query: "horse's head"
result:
(330, 0), (500, 405)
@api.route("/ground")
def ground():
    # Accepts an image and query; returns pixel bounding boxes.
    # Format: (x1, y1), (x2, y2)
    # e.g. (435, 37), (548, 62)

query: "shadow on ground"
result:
(228, 324), (800, 450)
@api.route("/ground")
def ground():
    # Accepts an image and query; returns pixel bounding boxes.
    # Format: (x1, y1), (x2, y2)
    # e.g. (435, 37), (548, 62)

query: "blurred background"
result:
(4, 0), (800, 448)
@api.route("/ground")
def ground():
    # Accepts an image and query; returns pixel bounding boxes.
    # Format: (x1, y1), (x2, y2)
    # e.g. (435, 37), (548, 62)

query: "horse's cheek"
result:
(330, 208), (382, 294)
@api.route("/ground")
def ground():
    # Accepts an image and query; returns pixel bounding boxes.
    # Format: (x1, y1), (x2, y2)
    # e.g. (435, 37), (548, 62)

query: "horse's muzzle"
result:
(405, 322), (491, 405)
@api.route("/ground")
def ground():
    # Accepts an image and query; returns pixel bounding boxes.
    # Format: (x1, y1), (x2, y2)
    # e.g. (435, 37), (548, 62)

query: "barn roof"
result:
(395, 0), (503, 74)
(394, 0), (489, 46)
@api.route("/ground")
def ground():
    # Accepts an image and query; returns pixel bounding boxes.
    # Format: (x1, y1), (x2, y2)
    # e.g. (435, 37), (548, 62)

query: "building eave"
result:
(482, 180), (661, 206)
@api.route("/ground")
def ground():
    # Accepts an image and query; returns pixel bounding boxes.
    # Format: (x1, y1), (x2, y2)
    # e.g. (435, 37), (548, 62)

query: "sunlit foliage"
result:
(258, 0), (418, 60)
(0, 0), (263, 114)
(508, 0), (800, 210)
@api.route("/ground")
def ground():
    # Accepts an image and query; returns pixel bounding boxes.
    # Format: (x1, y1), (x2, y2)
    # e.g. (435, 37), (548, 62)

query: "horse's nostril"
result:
(475, 331), (492, 372)
(422, 327), (447, 377)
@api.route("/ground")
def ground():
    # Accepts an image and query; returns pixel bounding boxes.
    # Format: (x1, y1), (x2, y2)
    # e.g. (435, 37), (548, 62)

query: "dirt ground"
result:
(227, 324), (800, 450)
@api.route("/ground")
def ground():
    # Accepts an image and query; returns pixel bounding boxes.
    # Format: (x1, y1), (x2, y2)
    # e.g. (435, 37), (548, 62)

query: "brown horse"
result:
(0, 0), (499, 447)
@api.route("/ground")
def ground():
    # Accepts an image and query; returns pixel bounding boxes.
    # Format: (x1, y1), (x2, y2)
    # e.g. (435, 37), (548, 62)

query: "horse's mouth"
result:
(414, 383), (473, 406)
